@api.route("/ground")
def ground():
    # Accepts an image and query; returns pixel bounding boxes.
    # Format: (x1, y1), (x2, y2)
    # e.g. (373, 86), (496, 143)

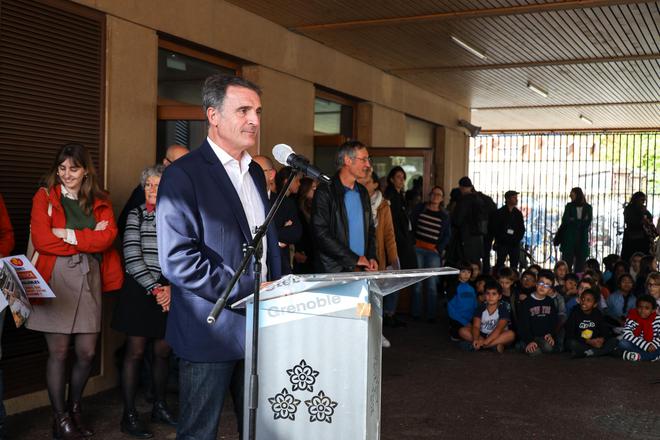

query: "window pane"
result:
(371, 156), (425, 192)
(158, 48), (234, 105)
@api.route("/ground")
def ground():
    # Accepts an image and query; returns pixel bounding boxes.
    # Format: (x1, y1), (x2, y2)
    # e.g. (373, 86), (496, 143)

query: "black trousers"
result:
(494, 243), (520, 271)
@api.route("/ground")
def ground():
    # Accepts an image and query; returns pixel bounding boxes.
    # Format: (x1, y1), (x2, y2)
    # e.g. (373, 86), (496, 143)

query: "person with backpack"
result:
(451, 177), (496, 271)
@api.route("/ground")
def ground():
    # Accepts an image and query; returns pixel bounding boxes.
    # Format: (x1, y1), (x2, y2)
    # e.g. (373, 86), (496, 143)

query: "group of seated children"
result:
(447, 260), (660, 361)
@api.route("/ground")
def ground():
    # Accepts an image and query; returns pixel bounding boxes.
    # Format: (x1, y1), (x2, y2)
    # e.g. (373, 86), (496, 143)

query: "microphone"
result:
(272, 144), (331, 184)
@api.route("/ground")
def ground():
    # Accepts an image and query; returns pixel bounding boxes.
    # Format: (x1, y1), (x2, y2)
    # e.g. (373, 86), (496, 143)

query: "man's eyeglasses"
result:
(353, 156), (371, 164)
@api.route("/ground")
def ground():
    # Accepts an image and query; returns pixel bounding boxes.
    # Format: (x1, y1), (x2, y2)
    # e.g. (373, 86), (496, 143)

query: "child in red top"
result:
(618, 294), (660, 361)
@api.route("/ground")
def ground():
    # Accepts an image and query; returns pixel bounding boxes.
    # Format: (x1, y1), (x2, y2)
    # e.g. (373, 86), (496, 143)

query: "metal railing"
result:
(469, 131), (660, 266)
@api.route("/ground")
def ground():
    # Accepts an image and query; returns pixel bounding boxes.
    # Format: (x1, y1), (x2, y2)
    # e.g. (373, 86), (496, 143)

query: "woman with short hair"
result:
(112, 165), (176, 438)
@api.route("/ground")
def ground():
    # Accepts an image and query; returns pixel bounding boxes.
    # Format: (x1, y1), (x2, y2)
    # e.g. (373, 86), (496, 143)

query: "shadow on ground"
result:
(6, 316), (660, 439)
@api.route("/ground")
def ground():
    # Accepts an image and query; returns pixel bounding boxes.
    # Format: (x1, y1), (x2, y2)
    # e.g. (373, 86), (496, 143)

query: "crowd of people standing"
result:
(0, 73), (658, 439)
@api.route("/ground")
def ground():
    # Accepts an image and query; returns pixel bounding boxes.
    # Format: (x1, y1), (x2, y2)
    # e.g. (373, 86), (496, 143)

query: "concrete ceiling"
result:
(226, 0), (660, 131)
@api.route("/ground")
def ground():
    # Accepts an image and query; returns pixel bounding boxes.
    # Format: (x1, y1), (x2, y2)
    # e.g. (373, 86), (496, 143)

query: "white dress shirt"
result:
(207, 137), (268, 281)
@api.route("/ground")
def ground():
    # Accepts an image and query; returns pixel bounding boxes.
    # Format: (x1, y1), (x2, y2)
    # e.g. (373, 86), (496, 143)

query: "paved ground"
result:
(6, 317), (660, 439)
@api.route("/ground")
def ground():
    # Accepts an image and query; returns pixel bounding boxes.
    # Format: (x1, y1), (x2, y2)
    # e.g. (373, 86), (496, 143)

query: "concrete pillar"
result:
(436, 126), (469, 192)
(242, 65), (315, 162)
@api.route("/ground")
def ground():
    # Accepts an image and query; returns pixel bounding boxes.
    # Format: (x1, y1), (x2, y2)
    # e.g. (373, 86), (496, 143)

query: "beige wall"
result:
(242, 65), (315, 160)
(72, 0), (469, 128)
(357, 103), (406, 148)
(104, 16), (158, 208)
(436, 127), (470, 193)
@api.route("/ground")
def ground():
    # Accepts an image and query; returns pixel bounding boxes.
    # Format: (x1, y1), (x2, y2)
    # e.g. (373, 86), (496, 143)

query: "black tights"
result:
(121, 337), (171, 410)
(44, 333), (98, 414)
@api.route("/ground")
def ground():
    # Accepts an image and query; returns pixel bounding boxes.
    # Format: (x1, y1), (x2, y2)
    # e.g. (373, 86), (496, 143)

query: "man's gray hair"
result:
(336, 140), (366, 170)
(202, 74), (262, 114)
(140, 164), (165, 188)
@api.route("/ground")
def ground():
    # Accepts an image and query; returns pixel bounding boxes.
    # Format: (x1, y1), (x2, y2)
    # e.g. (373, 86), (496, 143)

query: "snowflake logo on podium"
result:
(267, 388), (301, 421)
(286, 359), (319, 392)
(305, 390), (338, 423)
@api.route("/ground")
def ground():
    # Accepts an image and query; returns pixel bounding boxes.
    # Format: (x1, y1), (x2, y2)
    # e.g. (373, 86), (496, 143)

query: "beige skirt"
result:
(26, 254), (102, 334)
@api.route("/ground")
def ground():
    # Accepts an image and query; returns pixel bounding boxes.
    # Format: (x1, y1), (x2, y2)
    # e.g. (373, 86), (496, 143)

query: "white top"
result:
(207, 137), (268, 281)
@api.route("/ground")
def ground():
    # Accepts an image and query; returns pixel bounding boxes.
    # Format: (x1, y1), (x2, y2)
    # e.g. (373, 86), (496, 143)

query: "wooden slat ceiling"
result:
(226, 0), (660, 130)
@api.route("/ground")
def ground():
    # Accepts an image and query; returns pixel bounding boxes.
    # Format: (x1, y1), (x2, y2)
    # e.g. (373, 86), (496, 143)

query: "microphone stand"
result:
(207, 168), (298, 440)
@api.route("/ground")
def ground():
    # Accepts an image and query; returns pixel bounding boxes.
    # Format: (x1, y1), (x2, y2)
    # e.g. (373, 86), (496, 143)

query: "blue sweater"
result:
(448, 281), (478, 326)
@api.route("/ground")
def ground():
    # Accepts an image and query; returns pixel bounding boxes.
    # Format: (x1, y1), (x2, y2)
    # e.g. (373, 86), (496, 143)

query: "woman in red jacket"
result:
(26, 143), (123, 440)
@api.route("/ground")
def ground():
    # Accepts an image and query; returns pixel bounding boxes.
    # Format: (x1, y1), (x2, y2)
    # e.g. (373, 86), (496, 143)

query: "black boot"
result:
(151, 401), (177, 426)
(120, 409), (153, 439)
(53, 412), (82, 440)
(69, 401), (94, 437)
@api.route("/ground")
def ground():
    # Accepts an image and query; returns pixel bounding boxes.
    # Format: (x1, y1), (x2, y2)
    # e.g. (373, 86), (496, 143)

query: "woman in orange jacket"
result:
(26, 143), (123, 440)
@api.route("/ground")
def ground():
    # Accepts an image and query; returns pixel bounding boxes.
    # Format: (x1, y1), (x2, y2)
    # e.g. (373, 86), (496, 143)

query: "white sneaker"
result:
(623, 351), (641, 362)
(382, 335), (391, 348)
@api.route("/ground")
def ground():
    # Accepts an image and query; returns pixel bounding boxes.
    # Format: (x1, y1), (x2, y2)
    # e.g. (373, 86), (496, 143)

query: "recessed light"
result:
(579, 115), (593, 124)
(450, 36), (487, 60)
(527, 82), (548, 97)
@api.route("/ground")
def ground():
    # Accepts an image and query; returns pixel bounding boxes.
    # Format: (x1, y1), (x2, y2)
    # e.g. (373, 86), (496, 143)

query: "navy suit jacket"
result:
(157, 140), (282, 362)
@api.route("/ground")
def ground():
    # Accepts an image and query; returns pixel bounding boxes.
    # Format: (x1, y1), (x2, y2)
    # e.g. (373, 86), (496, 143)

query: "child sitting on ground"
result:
(565, 289), (618, 358)
(518, 269), (537, 302)
(547, 281), (567, 351)
(564, 273), (580, 315)
(458, 282), (515, 353)
(447, 262), (477, 341)
(473, 274), (491, 304)
(644, 272), (660, 309)
(606, 273), (636, 326)
(517, 269), (558, 356)
(497, 267), (519, 320)
(618, 294), (660, 362)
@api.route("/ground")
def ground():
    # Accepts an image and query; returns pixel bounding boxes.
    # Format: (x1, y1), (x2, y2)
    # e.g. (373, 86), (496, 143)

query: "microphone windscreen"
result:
(272, 144), (293, 166)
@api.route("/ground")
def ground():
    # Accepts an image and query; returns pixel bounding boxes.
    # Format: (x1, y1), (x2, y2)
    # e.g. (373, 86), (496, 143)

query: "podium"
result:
(232, 267), (458, 440)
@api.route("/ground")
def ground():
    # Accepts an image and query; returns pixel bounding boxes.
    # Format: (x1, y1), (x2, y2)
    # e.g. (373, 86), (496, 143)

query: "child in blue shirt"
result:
(458, 282), (515, 353)
(447, 262), (477, 341)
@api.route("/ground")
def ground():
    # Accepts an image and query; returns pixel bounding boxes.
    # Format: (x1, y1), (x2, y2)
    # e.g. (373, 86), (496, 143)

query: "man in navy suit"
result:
(157, 75), (281, 440)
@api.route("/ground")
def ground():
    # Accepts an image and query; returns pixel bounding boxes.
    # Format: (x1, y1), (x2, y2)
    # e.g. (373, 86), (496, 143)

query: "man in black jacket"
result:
(491, 190), (526, 271)
(311, 140), (378, 273)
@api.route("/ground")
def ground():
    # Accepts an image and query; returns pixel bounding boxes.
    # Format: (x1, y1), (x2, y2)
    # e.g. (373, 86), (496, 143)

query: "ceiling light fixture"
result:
(527, 82), (548, 97)
(450, 36), (487, 60)
(579, 114), (593, 125)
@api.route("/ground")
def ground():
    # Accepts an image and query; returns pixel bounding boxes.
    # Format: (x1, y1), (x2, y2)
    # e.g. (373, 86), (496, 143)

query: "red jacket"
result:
(0, 193), (14, 257)
(30, 185), (123, 292)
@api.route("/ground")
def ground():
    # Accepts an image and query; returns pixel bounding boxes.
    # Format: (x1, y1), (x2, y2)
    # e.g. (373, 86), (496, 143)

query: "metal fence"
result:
(469, 131), (660, 267)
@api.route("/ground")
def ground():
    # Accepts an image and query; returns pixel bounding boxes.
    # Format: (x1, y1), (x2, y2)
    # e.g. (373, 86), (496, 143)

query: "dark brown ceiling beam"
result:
(389, 54), (660, 74)
(473, 101), (658, 110)
(293, 0), (650, 32)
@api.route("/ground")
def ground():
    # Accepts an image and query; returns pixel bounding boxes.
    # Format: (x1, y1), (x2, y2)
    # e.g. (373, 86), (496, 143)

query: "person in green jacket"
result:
(559, 187), (592, 272)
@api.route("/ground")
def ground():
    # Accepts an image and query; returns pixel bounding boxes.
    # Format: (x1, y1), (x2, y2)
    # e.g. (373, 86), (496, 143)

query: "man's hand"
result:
(544, 334), (555, 346)
(366, 258), (378, 271)
(525, 341), (538, 353)
(283, 220), (293, 227)
(356, 256), (370, 269)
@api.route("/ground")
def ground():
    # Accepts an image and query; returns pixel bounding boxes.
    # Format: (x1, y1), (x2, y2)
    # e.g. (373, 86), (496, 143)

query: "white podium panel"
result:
(234, 268), (458, 440)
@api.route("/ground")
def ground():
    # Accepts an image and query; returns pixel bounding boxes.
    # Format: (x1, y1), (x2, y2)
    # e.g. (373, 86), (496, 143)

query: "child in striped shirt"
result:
(618, 294), (660, 362)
